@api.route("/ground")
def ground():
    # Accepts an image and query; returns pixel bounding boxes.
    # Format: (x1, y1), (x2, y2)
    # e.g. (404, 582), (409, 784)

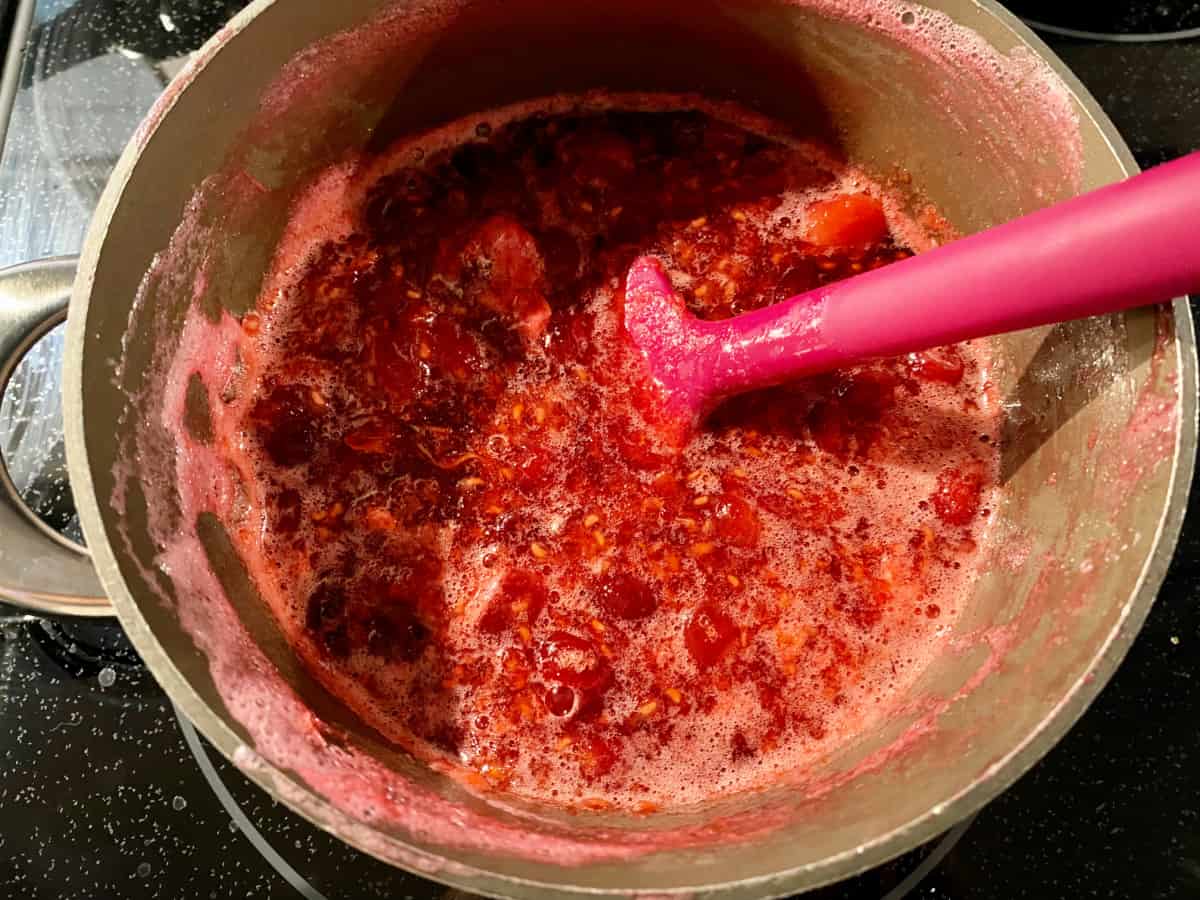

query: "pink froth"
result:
(104, 0), (1142, 877)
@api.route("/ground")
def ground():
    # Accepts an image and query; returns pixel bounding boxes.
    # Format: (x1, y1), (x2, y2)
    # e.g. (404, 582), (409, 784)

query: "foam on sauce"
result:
(199, 96), (1002, 810)
(95, 0), (1110, 870)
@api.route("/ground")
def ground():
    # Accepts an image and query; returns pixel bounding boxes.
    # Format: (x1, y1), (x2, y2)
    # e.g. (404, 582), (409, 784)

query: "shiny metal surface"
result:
(57, 0), (1200, 896)
(0, 0), (225, 584)
(0, 256), (105, 614)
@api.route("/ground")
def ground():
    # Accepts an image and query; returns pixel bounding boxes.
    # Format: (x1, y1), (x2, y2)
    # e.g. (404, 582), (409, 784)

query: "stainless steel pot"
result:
(0, 0), (1192, 896)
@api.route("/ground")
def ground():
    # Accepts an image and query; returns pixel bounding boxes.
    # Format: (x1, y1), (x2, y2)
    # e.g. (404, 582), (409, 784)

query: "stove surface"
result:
(2, 2), (1199, 898)
(1006, 0), (1200, 41)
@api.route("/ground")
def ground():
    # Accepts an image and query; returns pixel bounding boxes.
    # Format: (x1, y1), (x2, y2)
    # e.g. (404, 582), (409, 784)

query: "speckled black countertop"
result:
(1, 3), (1199, 898)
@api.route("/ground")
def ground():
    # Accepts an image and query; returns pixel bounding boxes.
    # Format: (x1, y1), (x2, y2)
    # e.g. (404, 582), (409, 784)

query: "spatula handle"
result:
(819, 151), (1200, 360)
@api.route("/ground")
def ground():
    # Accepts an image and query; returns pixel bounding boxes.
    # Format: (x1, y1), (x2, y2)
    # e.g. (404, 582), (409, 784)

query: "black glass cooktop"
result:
(1006, 0), (1200, 41)
(2, 3), (1199, 898)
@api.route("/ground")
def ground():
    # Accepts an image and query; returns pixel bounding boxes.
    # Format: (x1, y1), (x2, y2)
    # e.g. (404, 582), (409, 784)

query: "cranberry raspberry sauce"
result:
(218, 98), (1000, 811)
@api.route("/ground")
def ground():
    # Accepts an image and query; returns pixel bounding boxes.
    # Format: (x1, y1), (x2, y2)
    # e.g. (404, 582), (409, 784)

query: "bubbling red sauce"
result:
(220, 100), (999, 810)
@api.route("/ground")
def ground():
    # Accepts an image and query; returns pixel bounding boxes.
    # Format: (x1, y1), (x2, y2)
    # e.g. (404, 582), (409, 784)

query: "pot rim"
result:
(62, 1), (1199, 896)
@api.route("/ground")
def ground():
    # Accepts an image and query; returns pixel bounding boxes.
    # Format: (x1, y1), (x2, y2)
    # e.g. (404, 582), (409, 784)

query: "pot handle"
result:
(0, 258), (110, 617)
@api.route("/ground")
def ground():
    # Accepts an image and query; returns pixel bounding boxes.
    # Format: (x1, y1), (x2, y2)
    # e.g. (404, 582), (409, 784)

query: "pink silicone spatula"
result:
(624, 151), (1200, 426)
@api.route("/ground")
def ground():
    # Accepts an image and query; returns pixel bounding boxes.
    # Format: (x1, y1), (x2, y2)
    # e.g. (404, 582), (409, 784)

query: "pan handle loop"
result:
(0, 258), (110, 616)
